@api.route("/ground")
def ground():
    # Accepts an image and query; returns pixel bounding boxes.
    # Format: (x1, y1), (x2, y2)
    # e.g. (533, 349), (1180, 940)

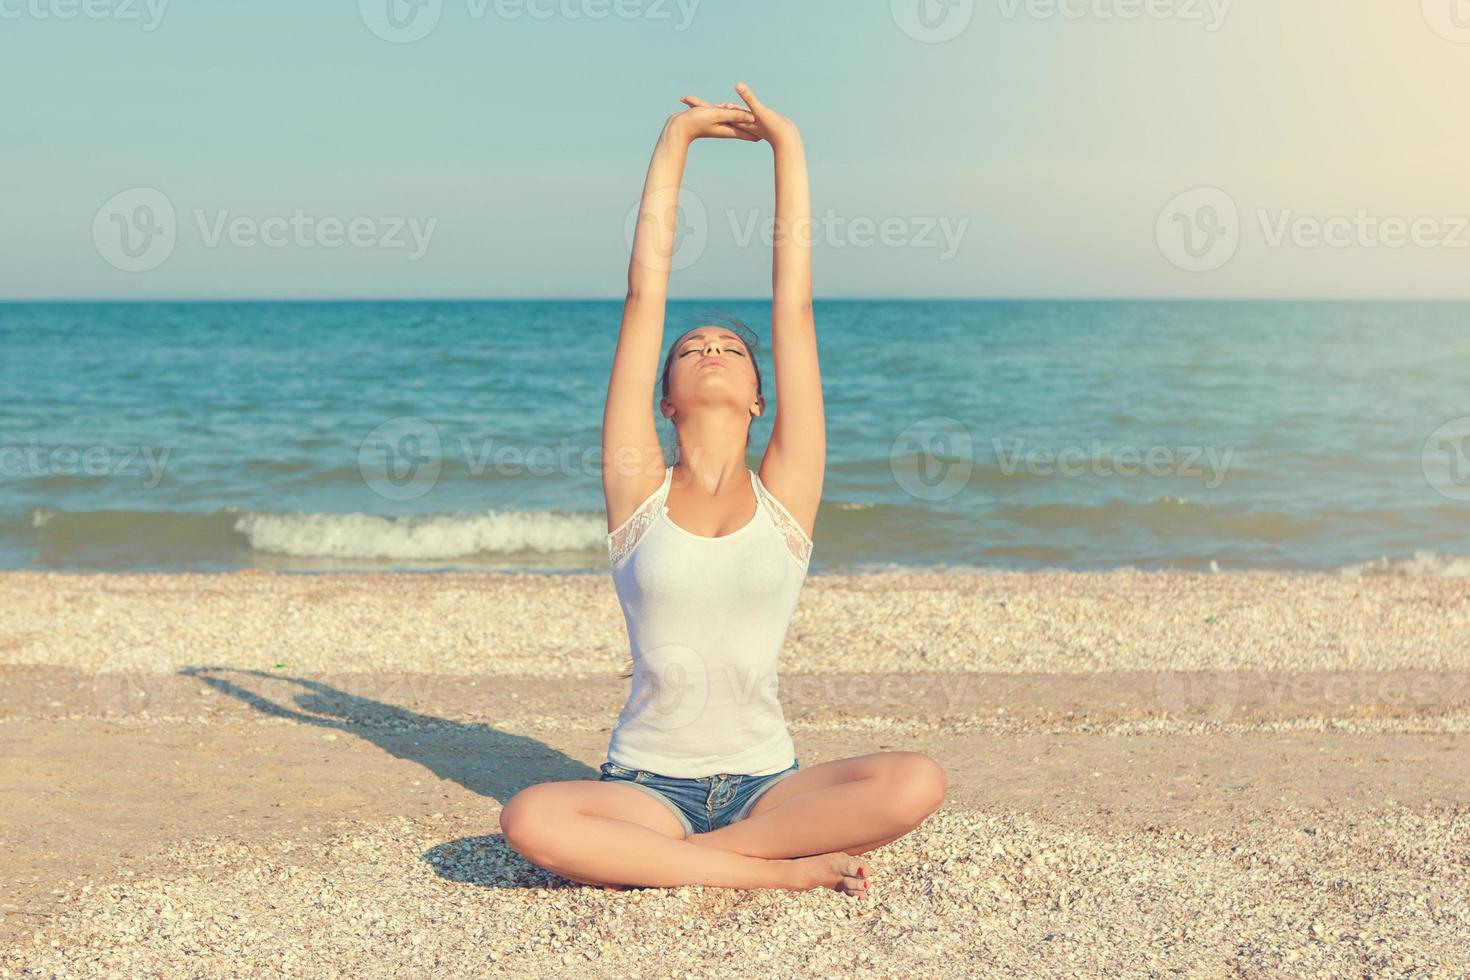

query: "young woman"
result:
(499, 83), (947, 898)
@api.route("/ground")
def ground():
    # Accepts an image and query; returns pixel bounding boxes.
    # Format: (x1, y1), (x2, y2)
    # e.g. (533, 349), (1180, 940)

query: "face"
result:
(661, 327), (763, 424)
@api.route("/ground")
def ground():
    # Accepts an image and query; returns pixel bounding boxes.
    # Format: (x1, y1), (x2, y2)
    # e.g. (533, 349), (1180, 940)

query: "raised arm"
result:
(734, 82), (825, 538)
(601, 103), (758, 531)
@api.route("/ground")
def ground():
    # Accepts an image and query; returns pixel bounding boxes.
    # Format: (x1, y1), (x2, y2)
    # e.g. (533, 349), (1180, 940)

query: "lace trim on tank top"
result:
(753, 473), (814, 568)
(606, 466), (814, 569)
(606, 468), (671, 568)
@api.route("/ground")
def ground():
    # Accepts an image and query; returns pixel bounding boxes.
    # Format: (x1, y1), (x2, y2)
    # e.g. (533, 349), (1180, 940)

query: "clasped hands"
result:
(665, 82), (799, 150)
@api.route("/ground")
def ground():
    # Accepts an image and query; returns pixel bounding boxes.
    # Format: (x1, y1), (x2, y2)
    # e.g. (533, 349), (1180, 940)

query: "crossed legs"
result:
(685, 751), (947, 859)
(498, 751), (946, 893)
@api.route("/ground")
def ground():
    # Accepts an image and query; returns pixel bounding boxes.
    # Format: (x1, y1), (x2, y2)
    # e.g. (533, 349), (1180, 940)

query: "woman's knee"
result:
(877, 752), (948, 826)
(499, 785), (561, 858)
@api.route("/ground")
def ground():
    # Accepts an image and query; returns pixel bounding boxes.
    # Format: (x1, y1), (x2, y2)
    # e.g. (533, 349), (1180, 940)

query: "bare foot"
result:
(788, 852), (870, 897)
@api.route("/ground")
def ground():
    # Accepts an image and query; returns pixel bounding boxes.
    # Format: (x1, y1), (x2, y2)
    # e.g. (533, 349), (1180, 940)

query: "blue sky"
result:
(3, 0), (1468, 300)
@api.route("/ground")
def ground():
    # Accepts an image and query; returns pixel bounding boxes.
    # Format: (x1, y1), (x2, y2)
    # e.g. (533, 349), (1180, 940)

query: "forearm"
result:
(627, 118), (693, 299)
(771, 135), (812, 311)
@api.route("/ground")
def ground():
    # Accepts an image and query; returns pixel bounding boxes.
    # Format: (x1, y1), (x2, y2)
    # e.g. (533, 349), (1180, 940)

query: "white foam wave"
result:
(234, 509), (606, 560)
(1338, 551), (1470, 579)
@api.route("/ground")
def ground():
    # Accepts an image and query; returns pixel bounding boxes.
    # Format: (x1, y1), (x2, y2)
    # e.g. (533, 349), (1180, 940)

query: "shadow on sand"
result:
(178, 665), (597, 890)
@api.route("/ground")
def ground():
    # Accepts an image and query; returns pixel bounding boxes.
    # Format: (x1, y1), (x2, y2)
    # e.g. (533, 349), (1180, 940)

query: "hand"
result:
(665, 99), (761, 144)
(678, 94), (762, 140)
(730, 82), (800, 149)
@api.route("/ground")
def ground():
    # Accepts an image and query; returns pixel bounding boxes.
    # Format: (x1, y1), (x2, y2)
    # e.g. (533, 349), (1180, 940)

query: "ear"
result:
(659, 397), (676, 420)
(751, 395), (765, 418)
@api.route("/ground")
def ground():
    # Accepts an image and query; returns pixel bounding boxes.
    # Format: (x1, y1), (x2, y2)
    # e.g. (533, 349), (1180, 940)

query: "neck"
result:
(672, 413), (750, 487)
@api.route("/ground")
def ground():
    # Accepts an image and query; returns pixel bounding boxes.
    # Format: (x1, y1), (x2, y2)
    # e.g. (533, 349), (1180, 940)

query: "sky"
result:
(2, 0), (1468, 300)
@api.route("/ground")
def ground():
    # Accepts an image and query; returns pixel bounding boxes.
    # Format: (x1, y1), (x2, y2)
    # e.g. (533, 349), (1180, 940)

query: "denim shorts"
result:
(597, 758), (801, 837)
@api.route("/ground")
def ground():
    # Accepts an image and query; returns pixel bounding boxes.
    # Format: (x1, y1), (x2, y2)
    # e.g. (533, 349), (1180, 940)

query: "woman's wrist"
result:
(660, 113), (695, 148)
(771, 129), (806, 164)
(769, 126), (803, 156)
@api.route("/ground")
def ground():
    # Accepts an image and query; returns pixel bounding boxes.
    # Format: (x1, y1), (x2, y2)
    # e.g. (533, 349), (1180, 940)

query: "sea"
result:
(4, 299), (1468, 576)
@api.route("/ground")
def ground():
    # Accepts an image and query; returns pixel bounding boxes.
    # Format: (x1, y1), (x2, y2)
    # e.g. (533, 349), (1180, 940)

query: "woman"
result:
(499, 83), (947, 897)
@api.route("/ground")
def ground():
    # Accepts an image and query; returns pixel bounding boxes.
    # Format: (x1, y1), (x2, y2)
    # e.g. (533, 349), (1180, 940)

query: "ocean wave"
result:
(20, 506), (607, 565)
(235, 509), (606, 560)
(8, 504), (1470, 576)
(1337, 552), (1470, 578)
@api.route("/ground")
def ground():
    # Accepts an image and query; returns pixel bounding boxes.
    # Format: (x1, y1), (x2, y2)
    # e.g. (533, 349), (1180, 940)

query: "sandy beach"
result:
(2, 569), (1468, 977)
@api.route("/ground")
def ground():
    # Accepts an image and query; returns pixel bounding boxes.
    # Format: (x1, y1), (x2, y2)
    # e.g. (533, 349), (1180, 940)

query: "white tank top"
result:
(605, 464), (814, 778)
